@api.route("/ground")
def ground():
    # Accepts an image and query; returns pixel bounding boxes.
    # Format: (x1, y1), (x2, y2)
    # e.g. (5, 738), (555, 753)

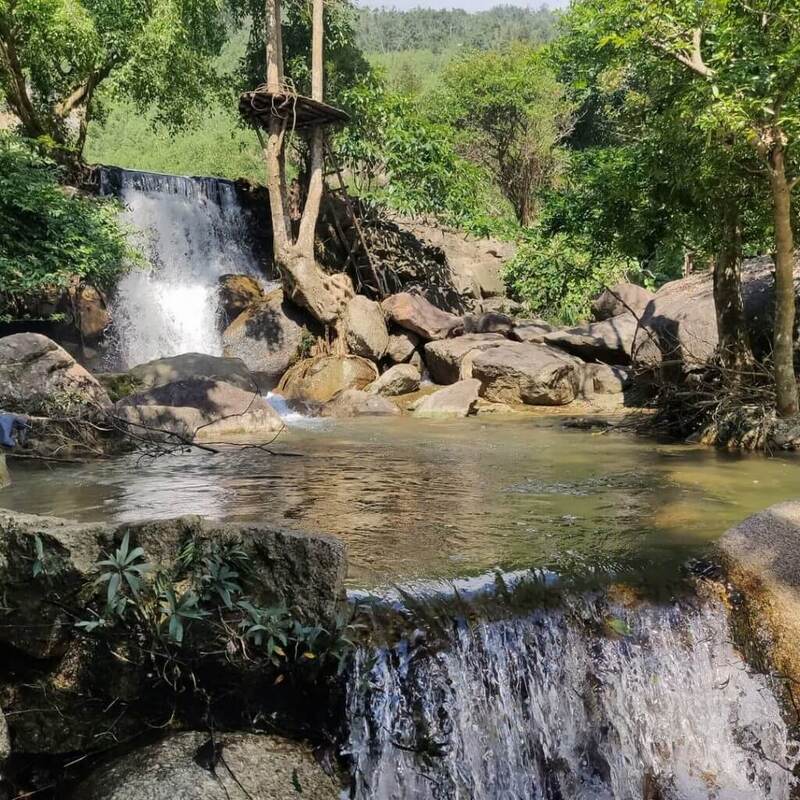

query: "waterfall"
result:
(99, 167), (269, 369)
(345, 595), (797, 799)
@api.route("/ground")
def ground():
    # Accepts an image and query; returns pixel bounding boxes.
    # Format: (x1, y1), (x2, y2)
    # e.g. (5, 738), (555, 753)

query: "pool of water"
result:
(2, 416), (798, 589)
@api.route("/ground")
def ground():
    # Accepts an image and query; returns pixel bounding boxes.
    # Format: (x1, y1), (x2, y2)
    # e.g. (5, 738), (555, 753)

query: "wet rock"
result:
(592, 283), (654, 321)
(71, 284), (111, 340)
(128, 353), (257, 392)
(472, 342), (586, 406)
(424, 334), (506, 385)
(368, 364), (421, 396)
(544, 313), (639, 365)
(386, 331), (420, 364)
(115, 378), (284, 442)
(72, 732), (339, 800)
(321, 389), (401, 417)
(413, 379), (481, 418)
(222, 288), (312, 389)
(344, 295), (389, 361)
(218, 274), (265, 323)
(382, 292), (460, 341)
(719, 502), (800, 700)
(0, 333), (111, 415)
(278, 355), (378, 404)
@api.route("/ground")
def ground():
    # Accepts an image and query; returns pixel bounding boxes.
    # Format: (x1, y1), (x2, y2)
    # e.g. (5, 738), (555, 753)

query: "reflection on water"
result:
(2, 417), (799, 588)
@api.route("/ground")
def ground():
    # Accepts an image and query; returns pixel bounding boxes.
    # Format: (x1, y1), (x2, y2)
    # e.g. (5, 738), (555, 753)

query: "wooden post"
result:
(311, 0), (323, 102)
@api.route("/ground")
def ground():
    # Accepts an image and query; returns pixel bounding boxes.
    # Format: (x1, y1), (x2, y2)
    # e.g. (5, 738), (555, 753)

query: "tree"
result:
(435, 44), (574, 227)
(0, 0), (227, 156)
(567, 0), (800, 414)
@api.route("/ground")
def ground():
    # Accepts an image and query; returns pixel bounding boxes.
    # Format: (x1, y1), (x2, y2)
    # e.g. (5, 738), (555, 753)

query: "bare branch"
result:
(648, 28), (715, 80)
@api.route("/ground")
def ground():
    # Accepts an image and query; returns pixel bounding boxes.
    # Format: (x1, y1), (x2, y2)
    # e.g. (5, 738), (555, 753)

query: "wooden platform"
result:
(239, 90), (350, 131)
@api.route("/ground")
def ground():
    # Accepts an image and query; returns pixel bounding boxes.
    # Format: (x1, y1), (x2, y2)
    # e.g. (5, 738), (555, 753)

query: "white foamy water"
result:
(101, 168), (267, 368)
(346, 597), (797, 799)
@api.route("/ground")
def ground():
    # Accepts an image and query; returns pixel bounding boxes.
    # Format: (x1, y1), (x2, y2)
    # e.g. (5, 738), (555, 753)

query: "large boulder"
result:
(222, 289), (312, 389)
(592, 283), (655, 321)
(277, 355), (378, 404)
(0, 333), (111, 414)
(367, 364), (421, 396)
(511, 319), (555, 344)
(128, 353), (257, 392)
(719, 502), (800, 703)
(413, 379), (481, 418)
(472, 342), (587, 406)
(73, 732), (339, 800)
(320, 389), (401, 418)
(424, 334), (506, 385)
(382, 293), (460, 341)
(115, 378), (283, 442)
(544, 313), (639, 365)
(343, 295), (389, 361)
(218, 273), (265, 323)
(586, 363), (630, 395)
(386, 331), (420, 364)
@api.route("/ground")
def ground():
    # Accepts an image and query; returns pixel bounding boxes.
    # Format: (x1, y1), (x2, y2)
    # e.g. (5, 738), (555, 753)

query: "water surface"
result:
(2, 416), (798, 588)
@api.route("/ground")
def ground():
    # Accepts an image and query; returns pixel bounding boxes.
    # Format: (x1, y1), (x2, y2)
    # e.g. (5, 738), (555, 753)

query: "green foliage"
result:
(336, 76), (503, 234)
(0, 133), (132, 321)
(434, 44), (575, 227)
(504, 229), (638, 324)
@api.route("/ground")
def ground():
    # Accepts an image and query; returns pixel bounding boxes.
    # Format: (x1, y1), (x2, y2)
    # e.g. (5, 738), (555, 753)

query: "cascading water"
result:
(345, 594), (798, 799)
(99, 167), (270, 368)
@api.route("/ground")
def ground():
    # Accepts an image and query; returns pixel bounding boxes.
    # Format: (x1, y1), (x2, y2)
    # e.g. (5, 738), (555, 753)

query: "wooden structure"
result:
(239, 89), (349, 132)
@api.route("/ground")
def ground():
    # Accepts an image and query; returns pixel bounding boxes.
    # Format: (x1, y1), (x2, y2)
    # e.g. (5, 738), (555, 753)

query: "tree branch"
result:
(648, 28), (715, 79)
(55, 60), (114, 119)
(0, 15), (45, 137)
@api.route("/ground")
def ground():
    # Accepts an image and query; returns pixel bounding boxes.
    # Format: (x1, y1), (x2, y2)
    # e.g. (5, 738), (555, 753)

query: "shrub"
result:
(0, 134), (133, 321)
(504, 229), (638, 324)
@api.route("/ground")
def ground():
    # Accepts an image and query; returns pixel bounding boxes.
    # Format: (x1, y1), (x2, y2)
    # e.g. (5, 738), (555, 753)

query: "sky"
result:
(357, 0), (568, 11)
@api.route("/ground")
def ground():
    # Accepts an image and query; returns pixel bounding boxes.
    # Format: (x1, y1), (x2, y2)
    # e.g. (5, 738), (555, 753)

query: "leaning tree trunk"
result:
(260, 0), (352, 330)
(769, 141), (799, 418)
(713, 203), (752, 375)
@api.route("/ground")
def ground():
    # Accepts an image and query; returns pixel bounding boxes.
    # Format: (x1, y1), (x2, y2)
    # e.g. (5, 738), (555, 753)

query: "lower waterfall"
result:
(98, 167), (268, 368)
(345, 596), (797, 799)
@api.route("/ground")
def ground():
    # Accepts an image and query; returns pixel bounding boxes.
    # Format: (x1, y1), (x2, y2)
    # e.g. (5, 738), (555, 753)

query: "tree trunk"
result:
(713, 203), (752, 374)
(769, 141), (798, 417)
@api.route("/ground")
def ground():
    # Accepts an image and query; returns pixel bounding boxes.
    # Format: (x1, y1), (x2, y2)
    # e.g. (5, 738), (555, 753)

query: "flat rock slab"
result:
(544, 313), (638, 365)
(320, 389), (401, 417)
(424, 334), (506, 385)
(719, 501), (800, 699)
(413, 379), (481, 418)
(73, 731), (339, 800)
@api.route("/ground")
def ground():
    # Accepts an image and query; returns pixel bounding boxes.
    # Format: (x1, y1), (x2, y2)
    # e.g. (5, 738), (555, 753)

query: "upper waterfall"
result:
(99, 166), (269, 369)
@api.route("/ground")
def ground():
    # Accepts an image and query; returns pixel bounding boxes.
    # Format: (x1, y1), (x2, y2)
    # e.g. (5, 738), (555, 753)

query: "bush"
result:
(504, 229), (638, 324)
(0, 134), (133, 321)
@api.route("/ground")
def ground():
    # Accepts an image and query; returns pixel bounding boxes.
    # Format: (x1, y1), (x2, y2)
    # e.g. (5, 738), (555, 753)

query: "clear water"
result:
(2, 416), (799, 590)
(99, 168), (268, 368)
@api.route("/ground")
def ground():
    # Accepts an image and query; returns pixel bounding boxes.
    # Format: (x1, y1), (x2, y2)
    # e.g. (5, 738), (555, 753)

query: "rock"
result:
(218, 274), (265, 323)
(397, 221), (514, 299)
(413, 379), (481, 418)
(278, 355), (378, 404)
(0, 704), (8, 766)
(719, 502), (800, 703)
(478, 296), (524, 316)
(73, 732), (339, 800)
(587, 364), (630, 394)
(424, 334), (506, 385)
(222, 289), (312, 389)
(320, 389), (401, 417)
(0, 333), (111, 415)
(0, 454), (8, 489)
(409, 350), (424, 374)
(344, 295), (389, 361)
(447, 312), (514, 338)
(382, 293), (460, 341)
(128, 353), (257, 392)
(386, 331), (420, 364)
(544, 313), (639, 365)
(115, 379), (284, 442)
(592, 283), (654, 321)
(367, 364), (421, 396)
(511, 319), (556, 344)
(471, 342), (587, 406)
(72, 284), (111, 340)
